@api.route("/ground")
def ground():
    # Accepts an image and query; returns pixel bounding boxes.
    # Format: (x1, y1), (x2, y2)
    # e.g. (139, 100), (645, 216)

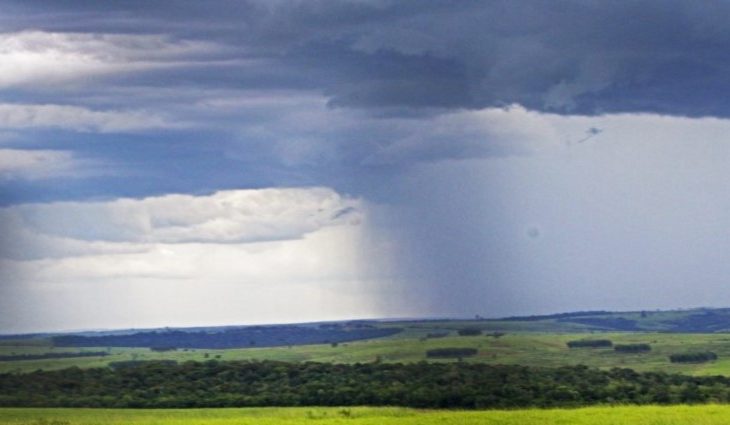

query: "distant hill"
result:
(492, 308), (730, 333)
(52, 323), (402, 349)
(6, 307), (730, 351)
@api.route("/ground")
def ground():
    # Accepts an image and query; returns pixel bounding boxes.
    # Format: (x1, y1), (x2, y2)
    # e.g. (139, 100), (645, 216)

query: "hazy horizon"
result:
(3, 1), (730, 333)
(3, 306), (720, 336)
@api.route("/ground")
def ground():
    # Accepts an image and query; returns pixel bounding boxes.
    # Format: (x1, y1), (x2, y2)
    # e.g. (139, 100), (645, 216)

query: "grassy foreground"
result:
(2, 406), (730, 425)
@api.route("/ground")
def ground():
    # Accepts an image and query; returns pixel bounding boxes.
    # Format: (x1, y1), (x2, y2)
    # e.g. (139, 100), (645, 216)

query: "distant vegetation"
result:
(669, 352), (718, 363)
(500, 311), (614, 322)
(0, 352), (108, 361)
(560, 317), (640, 331)
(8, 308), (730, 376)
(4, 361), (730, 408)
(7, 331), (730, 376)
(109, 360), (178, 370)
(566, 339), (613, 348)
(425, 348), (478, 358)
(53, 326), (402, 349)
(149, 346), (177, 352)
(457, 328), (482, 336)
(498, 308), (730, 333)
(666, 311), (730, 332)
(615, 344), (652, 353)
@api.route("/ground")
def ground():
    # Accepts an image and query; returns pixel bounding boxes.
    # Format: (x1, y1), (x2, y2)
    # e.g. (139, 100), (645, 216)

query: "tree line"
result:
(53, 326), (402, 349)
(2, 360), (730, 408)
(0, 352), (108, 362)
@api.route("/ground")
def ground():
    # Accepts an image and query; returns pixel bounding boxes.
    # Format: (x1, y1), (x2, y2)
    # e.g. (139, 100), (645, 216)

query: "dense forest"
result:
(53, 326), (402, 349)
(2, 360), (730, 408)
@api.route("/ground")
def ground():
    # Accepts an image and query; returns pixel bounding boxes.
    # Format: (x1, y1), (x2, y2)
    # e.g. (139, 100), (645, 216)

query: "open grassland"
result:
(4, 330), (730, 376)
(4, 406), (730, 425)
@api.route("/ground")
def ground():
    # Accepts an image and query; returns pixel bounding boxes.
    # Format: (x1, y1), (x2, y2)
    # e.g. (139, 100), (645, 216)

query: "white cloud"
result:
(0, 148), (82, 180)
(0, 211), (147, 261)
(0, 222), (378, 332)
(0, 224), (379, 332)
(0, 187), (373, 332)
(10, 224), (364, 284)
(0, 30), (218, 88)
(2, 187), (362, 260)
(0, 103), (173, 132)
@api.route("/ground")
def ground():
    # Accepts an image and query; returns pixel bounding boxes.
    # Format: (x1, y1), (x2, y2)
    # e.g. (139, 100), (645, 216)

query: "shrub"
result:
(669, 352), (718, 363)
(614, 344), (651, 353)
(457, 328), (482, 336)
(149, 346), (177, 352)
(566, 339), (613, 348)
(426, 348), (478, 358)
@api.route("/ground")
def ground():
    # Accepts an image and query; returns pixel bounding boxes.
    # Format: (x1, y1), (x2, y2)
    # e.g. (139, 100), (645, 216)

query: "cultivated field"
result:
(2, 406), (730, 425)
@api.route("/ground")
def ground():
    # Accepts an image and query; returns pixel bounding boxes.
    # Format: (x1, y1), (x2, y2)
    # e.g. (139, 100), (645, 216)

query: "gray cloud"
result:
(0, 103), (174, 132)
(8, 1), (730, 117)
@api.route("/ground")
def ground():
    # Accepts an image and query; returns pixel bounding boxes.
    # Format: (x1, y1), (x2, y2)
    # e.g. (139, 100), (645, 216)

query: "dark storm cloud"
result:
(7, 0), (730, 117)
(6, 0), (725, 203)
(5, 0), (728, 205)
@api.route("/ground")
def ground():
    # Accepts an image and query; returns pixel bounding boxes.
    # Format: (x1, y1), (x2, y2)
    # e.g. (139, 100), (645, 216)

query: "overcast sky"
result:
(3, 1), (730, 333)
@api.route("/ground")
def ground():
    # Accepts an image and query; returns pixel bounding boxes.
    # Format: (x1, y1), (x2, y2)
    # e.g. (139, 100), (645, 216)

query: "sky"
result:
(3, 1), (730, 333)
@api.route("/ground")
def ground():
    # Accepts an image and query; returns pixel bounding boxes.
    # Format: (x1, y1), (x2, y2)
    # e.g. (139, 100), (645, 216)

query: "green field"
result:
(6, 310), (730, 376)
(4, 329), (730, 376)
(3, 406), (730, 425)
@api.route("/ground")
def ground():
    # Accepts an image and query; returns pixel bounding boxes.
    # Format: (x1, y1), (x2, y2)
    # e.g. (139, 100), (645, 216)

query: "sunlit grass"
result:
(3, 405), (730, 425)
